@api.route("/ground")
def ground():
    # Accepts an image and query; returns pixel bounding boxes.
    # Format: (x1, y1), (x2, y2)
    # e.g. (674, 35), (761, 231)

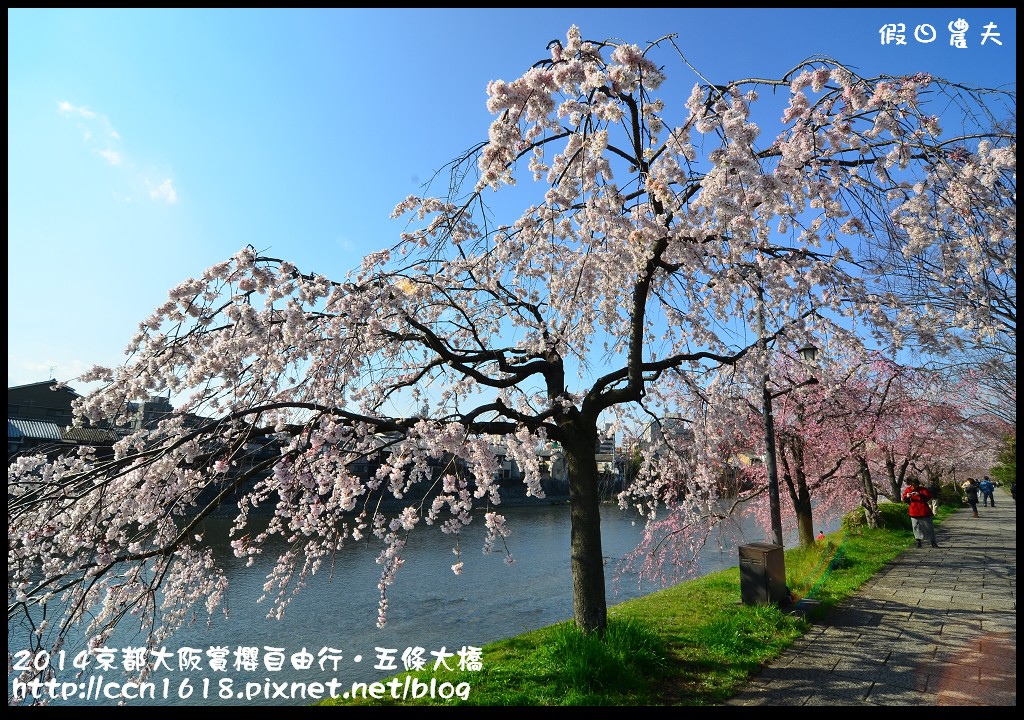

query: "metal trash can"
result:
(739, 542), (788, 605)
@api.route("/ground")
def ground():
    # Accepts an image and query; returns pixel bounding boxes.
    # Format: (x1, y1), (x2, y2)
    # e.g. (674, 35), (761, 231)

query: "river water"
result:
(9, 500), (822, 706)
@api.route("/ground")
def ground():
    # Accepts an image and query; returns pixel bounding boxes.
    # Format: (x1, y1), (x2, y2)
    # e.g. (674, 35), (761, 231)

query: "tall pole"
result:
(756, 283), (785, 548)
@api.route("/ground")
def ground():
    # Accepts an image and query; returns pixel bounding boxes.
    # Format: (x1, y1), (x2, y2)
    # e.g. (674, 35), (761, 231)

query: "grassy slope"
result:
(320, 501), (945, 706)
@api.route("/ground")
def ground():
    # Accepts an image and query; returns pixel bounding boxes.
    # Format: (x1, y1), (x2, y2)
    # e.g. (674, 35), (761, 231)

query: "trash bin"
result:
(739, 542), (788, 605)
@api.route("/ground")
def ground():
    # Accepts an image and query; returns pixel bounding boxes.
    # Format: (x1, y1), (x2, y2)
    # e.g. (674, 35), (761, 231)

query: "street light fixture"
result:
(797, 344), (818, 365)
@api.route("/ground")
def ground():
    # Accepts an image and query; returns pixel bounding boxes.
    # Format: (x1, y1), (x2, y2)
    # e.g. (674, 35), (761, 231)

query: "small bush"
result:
(841, 507), (866, 533)
(876, 502), (912, 531)
(839, 502), (913, 533)
(938, 483), (963, 506)
(544, 617), (669, 694)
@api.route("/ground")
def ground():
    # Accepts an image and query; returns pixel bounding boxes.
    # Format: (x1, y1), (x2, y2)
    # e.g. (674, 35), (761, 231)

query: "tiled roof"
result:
(62, 426), (122, 444)
(7, 379), (82, 396)
(8, 418), (64, 441)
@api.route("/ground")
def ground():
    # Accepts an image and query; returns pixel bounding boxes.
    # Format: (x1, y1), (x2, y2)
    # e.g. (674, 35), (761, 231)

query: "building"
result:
(8, 381), (607, 504)
(8, 380), (78, 425)
(8, 381), (172, 460)
(638, 413), (694, 453)
(8, 380), (82, 458)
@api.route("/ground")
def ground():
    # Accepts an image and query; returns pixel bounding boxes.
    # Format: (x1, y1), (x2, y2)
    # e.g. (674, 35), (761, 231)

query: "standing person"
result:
(902, 477), (939, 548)
(979, 476), (996, 507)
(963, 477), (981, 518)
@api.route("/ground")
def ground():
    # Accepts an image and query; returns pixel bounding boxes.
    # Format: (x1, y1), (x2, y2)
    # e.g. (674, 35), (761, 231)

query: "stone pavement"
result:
(721, 498), (1016, 706)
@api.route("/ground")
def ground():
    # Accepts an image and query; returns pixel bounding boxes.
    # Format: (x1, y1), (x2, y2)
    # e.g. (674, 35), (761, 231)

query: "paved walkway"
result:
(722, 498), (1016, 706)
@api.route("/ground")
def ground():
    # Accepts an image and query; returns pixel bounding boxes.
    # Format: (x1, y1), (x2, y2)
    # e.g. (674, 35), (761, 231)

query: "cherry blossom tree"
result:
(710, 347), (883, 547)
(852, 363), (960, 516)
(771, 354), (1007, 533)
(767, 353), (856, 548)
(847, 360), (1007, 502)
(861, 95), (1016, 429)
(800, 353), (900, 530)
(862, 110), (1015, 359)
(8, 26), (1016, 691)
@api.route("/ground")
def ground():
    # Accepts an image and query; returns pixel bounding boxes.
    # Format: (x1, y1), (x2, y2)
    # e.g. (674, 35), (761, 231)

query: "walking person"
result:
(902, 477), (939, 548)
(979, 476), (996, 507)
(963, 477), (981, 518)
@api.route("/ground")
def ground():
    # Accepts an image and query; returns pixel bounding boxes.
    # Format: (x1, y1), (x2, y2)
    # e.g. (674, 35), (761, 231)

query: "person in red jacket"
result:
(902, 477), (939, 548)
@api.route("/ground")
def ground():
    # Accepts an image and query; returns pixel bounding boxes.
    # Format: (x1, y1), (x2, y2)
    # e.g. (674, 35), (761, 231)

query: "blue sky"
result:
(7, 8), (1016, 392)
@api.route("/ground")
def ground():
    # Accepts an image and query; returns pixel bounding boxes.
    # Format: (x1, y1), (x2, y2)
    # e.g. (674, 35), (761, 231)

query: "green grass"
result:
(318, 502), (953, 706)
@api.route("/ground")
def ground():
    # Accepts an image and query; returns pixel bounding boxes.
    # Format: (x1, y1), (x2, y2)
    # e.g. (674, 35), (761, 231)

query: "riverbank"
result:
(321, 499), (1015, 706)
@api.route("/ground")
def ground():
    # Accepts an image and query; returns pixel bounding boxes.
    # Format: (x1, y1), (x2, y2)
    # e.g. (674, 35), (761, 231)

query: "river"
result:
(9, 500), (827, 706)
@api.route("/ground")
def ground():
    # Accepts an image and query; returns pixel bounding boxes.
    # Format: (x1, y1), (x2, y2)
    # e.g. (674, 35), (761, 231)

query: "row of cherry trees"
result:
(750, 351), (1010, 546)
(616, 346), (1011, 580)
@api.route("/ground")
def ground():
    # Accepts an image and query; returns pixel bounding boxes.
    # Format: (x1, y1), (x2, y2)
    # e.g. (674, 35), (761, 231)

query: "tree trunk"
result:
(561, 417), (607, 635)
(858, 456), (882, 529)
(794, 478), (815, 548)
(781, 434), (816, 547)
(884, 452), (912, 500)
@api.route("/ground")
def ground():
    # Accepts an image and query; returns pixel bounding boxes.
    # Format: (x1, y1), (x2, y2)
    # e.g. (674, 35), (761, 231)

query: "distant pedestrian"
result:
(902, 477), (939, 548)
(816, 530), (825, 542)
(1012, 480), (1017, 502)
(979, 476), (996, 507)
(963, 477), (981, 518)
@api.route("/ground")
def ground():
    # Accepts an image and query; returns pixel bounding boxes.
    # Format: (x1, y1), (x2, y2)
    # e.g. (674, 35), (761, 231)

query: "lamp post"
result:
(755, 285), (819, 549)
(738, 264), (820, 606)
(756, 284), (784, 548)
(760, 377), (785, 546)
